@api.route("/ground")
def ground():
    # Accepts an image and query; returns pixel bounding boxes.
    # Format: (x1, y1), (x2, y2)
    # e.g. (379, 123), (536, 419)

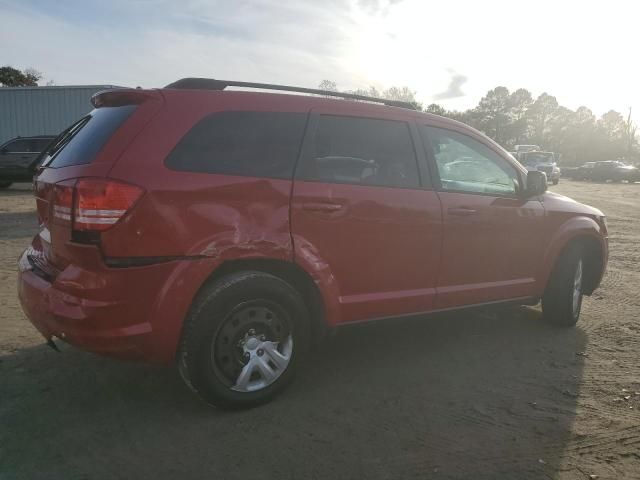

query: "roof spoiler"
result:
(164, 77), (416, 110)
(91, 89), (161, 108)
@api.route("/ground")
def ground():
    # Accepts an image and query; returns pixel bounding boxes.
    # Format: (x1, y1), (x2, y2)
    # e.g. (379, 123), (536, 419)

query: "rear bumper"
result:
(18, 247), (219, 364)
(18, 268), (153, 360)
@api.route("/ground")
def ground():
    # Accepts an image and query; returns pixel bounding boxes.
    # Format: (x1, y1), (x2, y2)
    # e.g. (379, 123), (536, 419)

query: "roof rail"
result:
(164, 77), (416, 110)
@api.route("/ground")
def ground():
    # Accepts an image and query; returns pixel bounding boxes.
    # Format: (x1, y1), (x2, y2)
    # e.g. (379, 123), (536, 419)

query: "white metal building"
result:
(0, 85), (121, 144)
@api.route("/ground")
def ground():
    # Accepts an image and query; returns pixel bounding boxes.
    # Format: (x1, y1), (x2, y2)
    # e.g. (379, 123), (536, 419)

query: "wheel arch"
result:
(575, 235), (606, 294)
(192, 258), (330, 345)
(541, 220), (606, 296)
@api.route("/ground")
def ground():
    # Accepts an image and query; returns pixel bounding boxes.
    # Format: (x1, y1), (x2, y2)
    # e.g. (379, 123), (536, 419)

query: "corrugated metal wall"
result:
(0, 85), (120, 145)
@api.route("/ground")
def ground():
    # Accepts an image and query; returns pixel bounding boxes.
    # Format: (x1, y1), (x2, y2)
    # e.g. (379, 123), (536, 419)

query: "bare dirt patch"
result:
(1, 181), (639, 479)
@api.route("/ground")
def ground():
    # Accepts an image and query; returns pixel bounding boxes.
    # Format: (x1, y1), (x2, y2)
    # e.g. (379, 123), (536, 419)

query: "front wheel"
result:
(179, 271), (310, 408)
(542, 247), (584, 327)
(0, 181), (12, 189)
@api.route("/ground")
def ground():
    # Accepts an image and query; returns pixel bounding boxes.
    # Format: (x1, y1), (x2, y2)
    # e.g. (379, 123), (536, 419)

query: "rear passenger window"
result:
(299, 115), (419, 188)
(165, 111), (308, 179)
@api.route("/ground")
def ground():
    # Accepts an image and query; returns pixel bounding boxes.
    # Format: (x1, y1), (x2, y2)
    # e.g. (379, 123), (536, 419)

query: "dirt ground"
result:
(1, 180), (639, 480)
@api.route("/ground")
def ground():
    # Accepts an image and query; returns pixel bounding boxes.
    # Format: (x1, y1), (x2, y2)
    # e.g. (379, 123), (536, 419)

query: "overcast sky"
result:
(1, 0), (638, 119)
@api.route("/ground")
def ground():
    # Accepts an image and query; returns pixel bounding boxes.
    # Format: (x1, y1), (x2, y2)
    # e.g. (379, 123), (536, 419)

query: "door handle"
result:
(301, 202), (344, 213)
(448, 207), (478, 216)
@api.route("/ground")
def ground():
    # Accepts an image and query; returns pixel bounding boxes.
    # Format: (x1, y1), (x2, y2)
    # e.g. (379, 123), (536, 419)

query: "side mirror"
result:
(525, 170), (547, 197)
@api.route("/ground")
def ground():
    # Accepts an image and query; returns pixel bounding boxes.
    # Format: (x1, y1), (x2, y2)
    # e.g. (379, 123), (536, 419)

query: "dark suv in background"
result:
(0, 135), (56, 187)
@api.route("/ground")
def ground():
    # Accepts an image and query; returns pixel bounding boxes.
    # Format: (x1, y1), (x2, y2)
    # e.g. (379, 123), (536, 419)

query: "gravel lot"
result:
(1, 181), (639, 480)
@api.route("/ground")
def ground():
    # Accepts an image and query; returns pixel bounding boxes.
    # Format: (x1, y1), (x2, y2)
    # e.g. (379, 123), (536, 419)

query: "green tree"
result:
(569, 107), (598, 164)
(622, 108), (638, 159)
(318, 79), (638, 164)
(473, 86), (511, 145)
(329, 83), (422, 110)
(598, 110), (627, 159)
(599, 110), (626, 140)
(0, 66), (41, 86)
(426, 103), (446, 115)
(318, 80), (338, 92)
(525, 93), (559, 146)
(381, 86), (422, 110)
(349, 86), (381, 98)
(506, 88), (533, 146)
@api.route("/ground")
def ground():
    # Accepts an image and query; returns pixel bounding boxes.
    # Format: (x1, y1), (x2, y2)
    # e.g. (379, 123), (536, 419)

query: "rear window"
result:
(43, 105), (136, 168)
(165, 111), (308, 179)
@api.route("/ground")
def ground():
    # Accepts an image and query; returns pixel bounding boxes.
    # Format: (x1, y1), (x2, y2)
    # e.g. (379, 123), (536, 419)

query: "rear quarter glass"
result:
(44, 105), (136, 168)
(164, 111), (308, 179)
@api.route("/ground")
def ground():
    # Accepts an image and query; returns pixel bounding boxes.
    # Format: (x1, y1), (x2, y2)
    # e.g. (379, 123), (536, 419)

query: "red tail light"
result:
(52, 180), (75, 226)
(74, 179), (144, 231)
(51, 178), (144, 233)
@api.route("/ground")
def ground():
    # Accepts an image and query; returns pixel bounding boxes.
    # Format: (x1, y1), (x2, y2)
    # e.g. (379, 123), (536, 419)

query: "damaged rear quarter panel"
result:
(100, 174), (294, 261)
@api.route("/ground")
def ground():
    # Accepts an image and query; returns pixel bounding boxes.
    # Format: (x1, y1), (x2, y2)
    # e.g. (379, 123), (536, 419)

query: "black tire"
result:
(178, 271), (310, 408)
(542, 246), (584, 327)
(552, 179), (559, 185)
(0, 181), (12, 189)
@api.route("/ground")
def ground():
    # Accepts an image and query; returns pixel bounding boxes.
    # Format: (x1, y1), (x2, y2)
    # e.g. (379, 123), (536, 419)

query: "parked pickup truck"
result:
(519, 151), (561, 185)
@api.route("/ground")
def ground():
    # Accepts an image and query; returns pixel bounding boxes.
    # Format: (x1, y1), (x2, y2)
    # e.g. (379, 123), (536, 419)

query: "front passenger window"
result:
(423, 126), (519, 196)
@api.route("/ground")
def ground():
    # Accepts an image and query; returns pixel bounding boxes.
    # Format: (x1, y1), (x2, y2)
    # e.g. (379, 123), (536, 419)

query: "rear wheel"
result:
(542, 246), (584, 327)
(552, 179), (559, 185)
(179, 271), (310, 408)
(0, 181), (12, 189)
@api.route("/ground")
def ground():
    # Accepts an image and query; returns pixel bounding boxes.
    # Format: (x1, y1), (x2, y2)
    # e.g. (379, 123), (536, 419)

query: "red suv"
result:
(18, 79), (608, 408)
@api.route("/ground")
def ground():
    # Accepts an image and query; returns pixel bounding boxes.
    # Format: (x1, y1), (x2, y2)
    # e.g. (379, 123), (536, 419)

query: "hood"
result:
(541, 191), (604, 217)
